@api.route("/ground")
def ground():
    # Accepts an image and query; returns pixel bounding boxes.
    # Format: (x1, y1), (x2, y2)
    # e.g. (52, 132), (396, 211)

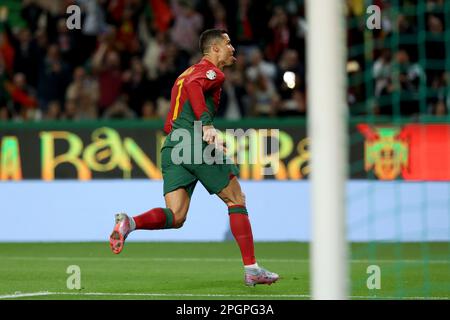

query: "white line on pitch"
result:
(0, 256), (448, 264)
(0, 291), (448, 300)
(0, 291), (308, 299)
(0, 292), (54, 299)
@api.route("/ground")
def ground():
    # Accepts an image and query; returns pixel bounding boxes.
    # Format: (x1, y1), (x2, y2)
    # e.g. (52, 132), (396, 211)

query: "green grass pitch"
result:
(0, 242), (448, 300)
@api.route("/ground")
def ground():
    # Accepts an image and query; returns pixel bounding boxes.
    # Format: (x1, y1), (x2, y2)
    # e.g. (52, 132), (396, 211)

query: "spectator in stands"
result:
(2, 22), (40, 88)
(102, 94), (136, 119)
(395, 49), (423, 90)
(211, 3), (228, 31)
(0, 104), (11, 121)
(198, 1), (229, 32)
(44, 100), (62, 120)
(0, 47), (11, 120)
(141, 100), (158, 120)
(55, 17), (77, 66)
(396, 49), (424, 115)
(396, 14), (417, 60)
(34, 27), (50, 63)
(246, 48), (276, 85)
(142, 30), (170, 80)
(0, 52), (10, 111)
(373, 48), (393, 98)
(430, 100), (447, 116)
(0, 0), (446, 121)
(37, 44), (71, 112)
(77, 93), (98, 120)
(275, 49), (304, 116)
(170, 0), (203, 68)
(219, 68), (244, 120)
(277, 89), (306, 117)
(122, 56), (157, 117)
(92, 41), (123, 115)
(115, 4), (143, 65)
(156, 42), (180, 99)
(426, 14), (445, 89)
(76, 0), (108, 62)
(266, 6), (291, 61)
(21, 0), (44, 32)
(247, 73), (279, 117)
(428, 71), (448, 116)
(218, 51), (248, 119)
(6, 72), (38, 120)
(66, 66), (99, 119)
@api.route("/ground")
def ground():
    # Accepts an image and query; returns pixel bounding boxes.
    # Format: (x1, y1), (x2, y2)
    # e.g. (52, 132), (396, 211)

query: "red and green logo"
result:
(357, 124), (409, 180)
(358, 124), (450, 181)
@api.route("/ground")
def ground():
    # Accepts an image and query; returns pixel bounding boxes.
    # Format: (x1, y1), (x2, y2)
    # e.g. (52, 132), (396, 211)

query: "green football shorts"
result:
(161, 145), (240, 198)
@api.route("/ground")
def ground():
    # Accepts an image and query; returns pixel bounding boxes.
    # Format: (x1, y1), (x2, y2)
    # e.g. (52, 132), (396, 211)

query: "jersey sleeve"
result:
(184, 69), (224, 125)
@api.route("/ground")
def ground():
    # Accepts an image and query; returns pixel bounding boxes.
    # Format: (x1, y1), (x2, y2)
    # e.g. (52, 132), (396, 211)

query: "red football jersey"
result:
(163, 58), (225, 134)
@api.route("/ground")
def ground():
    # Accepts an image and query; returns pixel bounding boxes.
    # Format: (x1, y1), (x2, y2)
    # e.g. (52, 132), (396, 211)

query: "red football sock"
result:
(133, 208), (175, 230)
(228, 205), (256, 265)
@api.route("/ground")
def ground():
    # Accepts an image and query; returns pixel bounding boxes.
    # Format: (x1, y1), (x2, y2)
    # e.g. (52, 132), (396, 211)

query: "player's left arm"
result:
(202, 83), (226, 148)
(185, 78), (215, 126)
(185, 71), (225, 147)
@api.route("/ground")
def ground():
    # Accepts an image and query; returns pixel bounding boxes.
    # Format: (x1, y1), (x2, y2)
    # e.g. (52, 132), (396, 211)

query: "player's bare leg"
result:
(109, 188), (190, 254)
(164, 188), (190, 228)
(218, 176), (279, 286)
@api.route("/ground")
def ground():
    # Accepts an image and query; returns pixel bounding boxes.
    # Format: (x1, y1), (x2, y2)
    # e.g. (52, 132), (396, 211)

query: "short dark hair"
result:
(199, 29), (227, 54)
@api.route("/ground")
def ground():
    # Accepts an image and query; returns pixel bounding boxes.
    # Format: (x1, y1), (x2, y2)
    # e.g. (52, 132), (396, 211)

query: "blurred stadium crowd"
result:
(0, 0), (447, 122)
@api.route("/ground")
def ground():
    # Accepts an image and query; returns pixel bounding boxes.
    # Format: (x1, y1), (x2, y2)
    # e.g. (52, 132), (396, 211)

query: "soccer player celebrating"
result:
(109, 29), (279, 286)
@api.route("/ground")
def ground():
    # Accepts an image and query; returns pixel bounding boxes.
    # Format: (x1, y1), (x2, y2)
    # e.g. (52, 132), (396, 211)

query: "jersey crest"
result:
(206, 69), (216, 80)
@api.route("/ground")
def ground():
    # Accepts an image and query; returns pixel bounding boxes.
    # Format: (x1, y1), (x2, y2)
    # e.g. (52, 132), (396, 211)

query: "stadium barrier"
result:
(0, 180), (447, 242)
(0, 118), (448, 242)
(1, 117), (449, 181)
